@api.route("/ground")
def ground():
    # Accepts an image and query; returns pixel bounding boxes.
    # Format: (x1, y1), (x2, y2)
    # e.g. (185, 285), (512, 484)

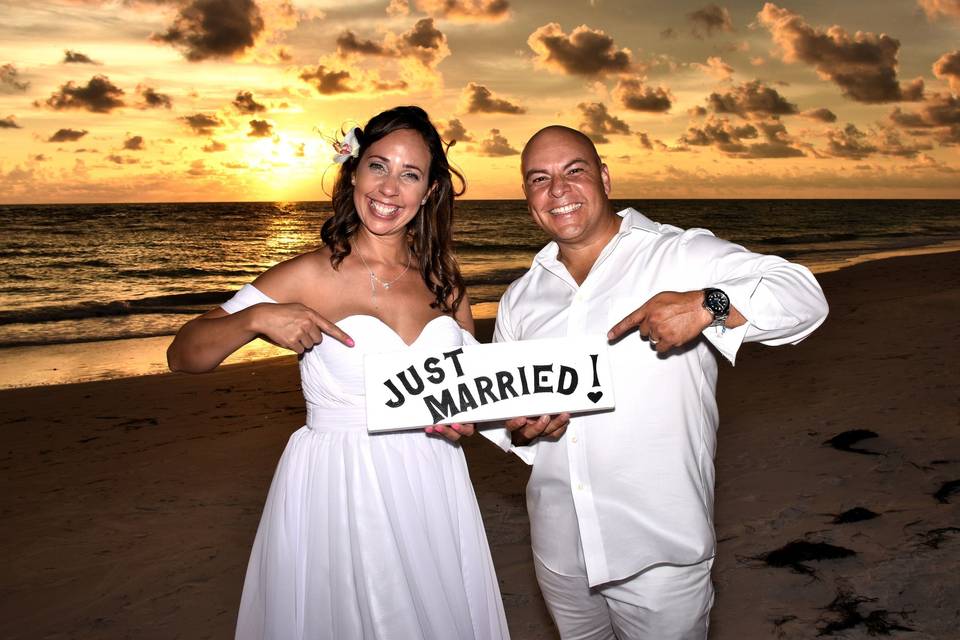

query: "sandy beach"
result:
(1, 250), (957, 639)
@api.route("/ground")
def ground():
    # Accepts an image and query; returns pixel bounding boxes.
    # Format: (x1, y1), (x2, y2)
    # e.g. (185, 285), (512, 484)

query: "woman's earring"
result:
(351, 175), (356, 186)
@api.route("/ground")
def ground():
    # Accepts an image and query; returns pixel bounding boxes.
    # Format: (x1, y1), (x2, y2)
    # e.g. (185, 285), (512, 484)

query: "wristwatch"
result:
(702, 288), (730, 328)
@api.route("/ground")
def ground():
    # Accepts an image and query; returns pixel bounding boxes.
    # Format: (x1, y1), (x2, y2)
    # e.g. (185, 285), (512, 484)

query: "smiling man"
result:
(491, 126), (829, 639)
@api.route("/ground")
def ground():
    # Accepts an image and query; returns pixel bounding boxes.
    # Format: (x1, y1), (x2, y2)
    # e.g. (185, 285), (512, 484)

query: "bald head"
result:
(521, 125), (602, 172)
(518, 124), (616, 250)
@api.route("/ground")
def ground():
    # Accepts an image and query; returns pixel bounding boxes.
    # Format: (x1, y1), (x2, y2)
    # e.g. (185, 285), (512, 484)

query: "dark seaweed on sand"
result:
(832, 507), (880, 524)
(761, 540), (856, 575)
(933, 479), (960, 503)
(823, 429), (881, 455)
(817, 590), (913, 636)
(919, 526), (960, 549)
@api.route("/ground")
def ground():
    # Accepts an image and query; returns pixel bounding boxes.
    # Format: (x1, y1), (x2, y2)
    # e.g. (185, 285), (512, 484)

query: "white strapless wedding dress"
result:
(223, 285), (509, 640)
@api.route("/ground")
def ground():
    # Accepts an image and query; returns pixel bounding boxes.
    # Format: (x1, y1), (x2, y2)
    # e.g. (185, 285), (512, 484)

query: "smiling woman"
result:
(165, 105), (511, 639)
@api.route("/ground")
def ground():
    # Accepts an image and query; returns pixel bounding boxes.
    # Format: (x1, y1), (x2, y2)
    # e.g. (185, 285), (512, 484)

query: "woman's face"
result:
(352, 128), (434, 239)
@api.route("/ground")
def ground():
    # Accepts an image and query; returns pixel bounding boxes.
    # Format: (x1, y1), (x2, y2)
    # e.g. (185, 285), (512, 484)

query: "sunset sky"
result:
(1, 0), (959, 202)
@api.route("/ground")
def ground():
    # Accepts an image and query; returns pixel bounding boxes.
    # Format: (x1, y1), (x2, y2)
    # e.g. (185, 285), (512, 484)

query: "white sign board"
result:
(364, 335), (615, 432)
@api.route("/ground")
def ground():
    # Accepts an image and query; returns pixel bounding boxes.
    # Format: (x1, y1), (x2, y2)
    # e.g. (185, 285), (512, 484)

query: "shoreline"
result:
(4, 241), (960, 390)
(1, 249), (956, 639)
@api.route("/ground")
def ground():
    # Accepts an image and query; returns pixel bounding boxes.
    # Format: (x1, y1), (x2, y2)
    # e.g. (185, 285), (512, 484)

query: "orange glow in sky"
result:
(1, 1), (959, 203)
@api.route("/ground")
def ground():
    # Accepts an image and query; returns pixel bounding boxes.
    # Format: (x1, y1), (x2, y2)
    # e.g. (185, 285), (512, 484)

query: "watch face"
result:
(705, 289), (729, 315)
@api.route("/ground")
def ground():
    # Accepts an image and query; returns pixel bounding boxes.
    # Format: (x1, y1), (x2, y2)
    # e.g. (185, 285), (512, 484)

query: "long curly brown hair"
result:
(321, 106), (467, 314)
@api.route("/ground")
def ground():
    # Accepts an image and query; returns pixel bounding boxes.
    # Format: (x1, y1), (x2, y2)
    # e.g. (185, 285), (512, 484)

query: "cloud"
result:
(933, 50), (960, 93)
(188, 159), (211, 176)
(707, 80), (798, 118)
(331, 18), (450, 91)
(825, 124), (877, 159)
(637, 132), (653, 150)
(299, 64), (356, 94)
(412, 0), (510, 23)
(232, 90), (266, 113)
(47, 128), (88, 142)
(458, 82), (525, 114)
(694, 56), (733, 80)
(324, 18), (450, 94)
(336, 31), (389, 57)
(40, 75), (125, 113)
(107, 154), (139, 165)
(181, 113), (223, 135)
(123, 135), (145, 150)
(1, 63), (29, 94)
(577, 102), (630, 143)
(688, 4), (733, 38)
(336, 19), (450, 66)
(613, 77), (672, 112)
(660, 27), (678, 39)
(395, 18), (449, 67)
(681, 116), (804, 158)
(137, 85), (173, 109)
(202, 139), (227, 152)
(890, 92), (960, 128)
(682, 117), (757, 152)
(825, 123), (931, 159)
(528, 23), (633, 77)
(247, 119), (273, 137)
(153, 0), (265, 62)
(0, 115), (21, 129)
(757, 3), (924, 104)
(748, 120), (806, 158)
(300, 62), (411, 95)
(889, 93), (960, 145)
(801, 107), (837, 122)
(935, 125), (960, 145)
(63, 50), (98, 64)
(476, 128), (518, 156)
(439, 118), (474, 143)
(917, 0), (960, 20)
(387, 0), (409, 16)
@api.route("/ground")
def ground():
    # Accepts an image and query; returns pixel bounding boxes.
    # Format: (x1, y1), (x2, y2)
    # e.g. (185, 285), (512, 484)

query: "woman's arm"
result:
(454, 290), (475, 336)
(166, 254), (353, 374)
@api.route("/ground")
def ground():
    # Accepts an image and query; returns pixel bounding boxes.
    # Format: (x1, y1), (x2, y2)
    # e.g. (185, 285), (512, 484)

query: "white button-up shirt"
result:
(486, 208), (828, 587)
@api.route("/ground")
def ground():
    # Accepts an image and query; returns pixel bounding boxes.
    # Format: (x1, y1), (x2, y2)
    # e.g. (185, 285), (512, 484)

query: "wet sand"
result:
(1, 251), (957, 639)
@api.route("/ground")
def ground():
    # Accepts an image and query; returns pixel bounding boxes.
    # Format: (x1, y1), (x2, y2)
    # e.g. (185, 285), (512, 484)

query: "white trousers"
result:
(534, 556), (714, 640)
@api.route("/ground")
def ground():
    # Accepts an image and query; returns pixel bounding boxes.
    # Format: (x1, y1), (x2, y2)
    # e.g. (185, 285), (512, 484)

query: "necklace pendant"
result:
(383, 283), (390, 290)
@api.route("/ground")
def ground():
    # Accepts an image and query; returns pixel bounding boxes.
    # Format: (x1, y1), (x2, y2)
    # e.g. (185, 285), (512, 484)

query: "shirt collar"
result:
(532, 206), (660, 267)
(616, 207), (660, 235)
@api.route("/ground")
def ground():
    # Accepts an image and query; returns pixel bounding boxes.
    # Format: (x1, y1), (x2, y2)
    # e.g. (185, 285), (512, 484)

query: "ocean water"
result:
(1, 199), (958, 386)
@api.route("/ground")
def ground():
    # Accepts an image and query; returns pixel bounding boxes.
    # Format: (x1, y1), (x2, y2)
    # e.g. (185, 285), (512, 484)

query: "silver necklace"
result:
(354, 244), (412, 302)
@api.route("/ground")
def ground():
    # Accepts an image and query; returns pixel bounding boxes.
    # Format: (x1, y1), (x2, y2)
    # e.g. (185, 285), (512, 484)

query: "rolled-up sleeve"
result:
(680, 229), (829, 364)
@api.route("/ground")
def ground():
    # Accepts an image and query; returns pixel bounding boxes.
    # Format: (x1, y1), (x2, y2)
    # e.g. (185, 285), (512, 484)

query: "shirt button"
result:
(571, 436), (578, 443)
(577, 483), (584, 490)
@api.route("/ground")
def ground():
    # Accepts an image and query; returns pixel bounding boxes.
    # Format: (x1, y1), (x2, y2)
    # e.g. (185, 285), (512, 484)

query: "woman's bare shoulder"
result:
(251, 247), (336, 303)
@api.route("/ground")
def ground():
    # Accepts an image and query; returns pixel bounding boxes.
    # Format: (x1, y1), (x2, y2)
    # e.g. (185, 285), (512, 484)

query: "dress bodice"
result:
(301, 314), (473, 410)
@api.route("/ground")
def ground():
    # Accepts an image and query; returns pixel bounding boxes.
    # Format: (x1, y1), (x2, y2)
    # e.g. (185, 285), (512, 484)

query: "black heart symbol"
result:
(587, 391), (603, 403)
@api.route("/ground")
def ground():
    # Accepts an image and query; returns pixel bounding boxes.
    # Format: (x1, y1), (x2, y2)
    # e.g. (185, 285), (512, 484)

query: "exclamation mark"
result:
(587, 354), (603, 403)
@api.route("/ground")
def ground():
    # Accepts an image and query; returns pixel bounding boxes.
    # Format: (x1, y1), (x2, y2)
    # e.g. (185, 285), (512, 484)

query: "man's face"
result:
(521, 128), (612, 248)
